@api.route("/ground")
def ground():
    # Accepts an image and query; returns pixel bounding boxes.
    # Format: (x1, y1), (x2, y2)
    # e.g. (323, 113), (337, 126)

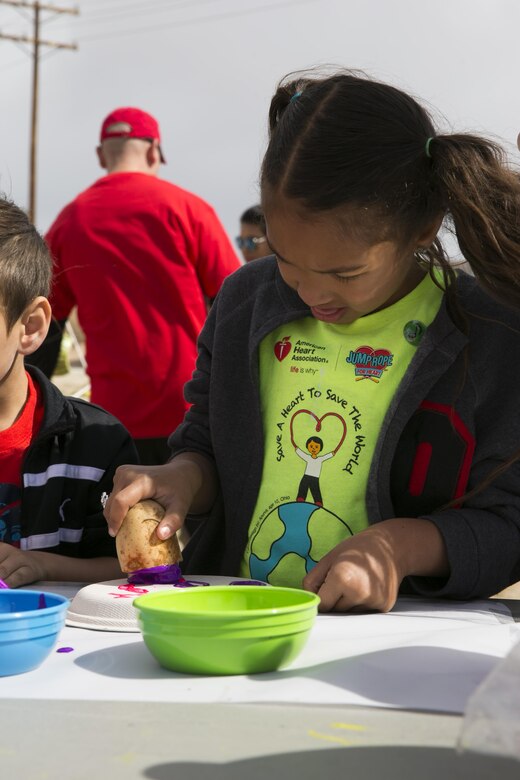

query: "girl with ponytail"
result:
(106, 70), (520, 613)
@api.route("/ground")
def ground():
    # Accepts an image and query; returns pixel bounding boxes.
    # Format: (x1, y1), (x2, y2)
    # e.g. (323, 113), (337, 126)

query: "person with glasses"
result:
(29, 107), (240, 466)
(236, 205), (271, 262)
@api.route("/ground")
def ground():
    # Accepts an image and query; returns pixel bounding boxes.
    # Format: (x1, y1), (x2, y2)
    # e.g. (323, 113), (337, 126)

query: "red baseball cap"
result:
(100, 107), (166, 163)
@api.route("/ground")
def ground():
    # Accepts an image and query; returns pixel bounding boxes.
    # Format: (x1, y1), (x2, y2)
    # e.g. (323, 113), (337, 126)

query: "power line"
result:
(73, 0), (219, 28)
(84, 0), (222, 21)
(45, 0), (225, 32)
(0, 0), (77, 13)
(0, 54), (30, 70)
(84, 0), (218, 10)
(79, 0), (321, 42)
(0, 1), (79, 222)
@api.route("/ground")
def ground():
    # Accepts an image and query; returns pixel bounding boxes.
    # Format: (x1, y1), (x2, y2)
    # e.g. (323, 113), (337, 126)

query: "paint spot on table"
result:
(307, 729), (354, 747)
(330, 722), (367, 732)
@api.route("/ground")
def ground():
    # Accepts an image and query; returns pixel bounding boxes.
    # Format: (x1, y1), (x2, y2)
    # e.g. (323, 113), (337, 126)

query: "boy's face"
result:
(307, 440), (321, 457)
(0, 309), (24, 382)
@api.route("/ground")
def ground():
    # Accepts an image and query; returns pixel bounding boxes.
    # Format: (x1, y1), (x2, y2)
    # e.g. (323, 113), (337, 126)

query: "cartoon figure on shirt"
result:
(248, 409), (350, 583)
(291, 409), (346, 508)
(294, 436), (335, 506)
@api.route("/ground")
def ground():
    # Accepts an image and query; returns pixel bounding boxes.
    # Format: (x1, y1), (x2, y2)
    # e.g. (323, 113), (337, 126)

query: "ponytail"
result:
(268, 81), (303, 132)
(429, 134), (520, 309)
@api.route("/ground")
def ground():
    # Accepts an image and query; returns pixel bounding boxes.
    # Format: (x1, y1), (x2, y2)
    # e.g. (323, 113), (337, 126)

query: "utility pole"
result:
(0, 1), (78, 222)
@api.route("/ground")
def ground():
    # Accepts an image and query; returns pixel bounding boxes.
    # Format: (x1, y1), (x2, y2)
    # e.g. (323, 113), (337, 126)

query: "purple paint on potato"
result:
(57, 647), (74, 653)
(0, 579), (9, 589)
(127, 563), (183, 585)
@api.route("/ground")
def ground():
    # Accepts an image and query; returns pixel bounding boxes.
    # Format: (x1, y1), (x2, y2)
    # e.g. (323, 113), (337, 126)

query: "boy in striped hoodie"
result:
(0, 197), (137, 588)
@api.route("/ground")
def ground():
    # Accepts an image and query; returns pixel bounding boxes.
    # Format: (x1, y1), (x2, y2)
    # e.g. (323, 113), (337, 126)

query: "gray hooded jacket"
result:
(171, 257), (520, 599)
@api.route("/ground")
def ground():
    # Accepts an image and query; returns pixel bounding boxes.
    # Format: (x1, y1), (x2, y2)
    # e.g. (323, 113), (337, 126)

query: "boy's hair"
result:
(261, 69), (520, 310)
(0, 197), (51, 330)
(306, 436), (323, 451)
(240, 204), (266, 233)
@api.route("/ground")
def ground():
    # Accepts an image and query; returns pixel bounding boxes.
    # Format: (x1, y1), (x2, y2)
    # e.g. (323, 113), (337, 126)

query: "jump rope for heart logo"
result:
(274, 336), (292, 361)
(348, 345), (393, 383)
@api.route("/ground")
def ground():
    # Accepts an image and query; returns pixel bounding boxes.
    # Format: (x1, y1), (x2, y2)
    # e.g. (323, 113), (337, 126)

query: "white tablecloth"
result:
(3, 583), (519, 715)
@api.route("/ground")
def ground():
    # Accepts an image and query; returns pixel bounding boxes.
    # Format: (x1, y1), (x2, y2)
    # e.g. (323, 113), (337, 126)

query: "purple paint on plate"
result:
(127, 563), (183, 585)
(38, 593), (47, 609)
(229, 580), (267, 586)
(174, 580), (210, 588)
(57, 647), (74, 653)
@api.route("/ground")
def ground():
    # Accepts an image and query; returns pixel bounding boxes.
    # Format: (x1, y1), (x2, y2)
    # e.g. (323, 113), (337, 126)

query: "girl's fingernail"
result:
(158, 525), (172, 540)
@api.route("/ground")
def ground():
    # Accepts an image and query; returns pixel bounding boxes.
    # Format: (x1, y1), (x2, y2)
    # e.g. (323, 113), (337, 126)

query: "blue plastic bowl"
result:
(0, 590), (69, 677)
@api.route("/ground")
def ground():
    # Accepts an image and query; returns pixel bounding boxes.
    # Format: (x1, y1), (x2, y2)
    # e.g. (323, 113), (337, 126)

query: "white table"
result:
(1, 582), (519, 779)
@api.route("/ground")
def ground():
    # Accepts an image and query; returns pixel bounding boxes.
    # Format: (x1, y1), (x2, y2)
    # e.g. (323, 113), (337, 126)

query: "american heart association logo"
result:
(274, 336), (292, 361)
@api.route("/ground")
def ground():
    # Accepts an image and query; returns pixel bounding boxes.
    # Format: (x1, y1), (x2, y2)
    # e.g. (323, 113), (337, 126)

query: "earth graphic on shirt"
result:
(249, 501), (353, 585)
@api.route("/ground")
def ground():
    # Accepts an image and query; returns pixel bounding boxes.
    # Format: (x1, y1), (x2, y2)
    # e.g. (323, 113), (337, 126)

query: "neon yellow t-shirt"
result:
(239, 273), (443, 586)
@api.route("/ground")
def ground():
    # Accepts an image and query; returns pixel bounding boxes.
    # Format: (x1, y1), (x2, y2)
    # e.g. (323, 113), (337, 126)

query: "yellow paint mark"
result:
(0, 746), (15, 756)
(307, 729), (354, 747)
(330, 722), (367, 732)
(114, 752), (138, 765)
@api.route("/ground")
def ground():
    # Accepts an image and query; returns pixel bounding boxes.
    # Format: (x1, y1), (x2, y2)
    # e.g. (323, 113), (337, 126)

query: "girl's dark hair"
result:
(240, 204), (266, 233)
(261, 70), (520, 310)
(0, 197), (51, 330)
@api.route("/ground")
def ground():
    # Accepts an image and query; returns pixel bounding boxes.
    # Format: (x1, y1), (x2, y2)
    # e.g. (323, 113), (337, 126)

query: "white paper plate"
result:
(66, 576), (268, 632)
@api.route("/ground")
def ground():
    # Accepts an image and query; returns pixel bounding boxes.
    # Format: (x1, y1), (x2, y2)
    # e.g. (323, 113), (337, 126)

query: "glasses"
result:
(235, 236), (267, 252)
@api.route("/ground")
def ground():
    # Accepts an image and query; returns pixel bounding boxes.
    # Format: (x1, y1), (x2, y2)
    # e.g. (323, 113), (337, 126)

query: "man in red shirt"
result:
(35, 107), (240, 464)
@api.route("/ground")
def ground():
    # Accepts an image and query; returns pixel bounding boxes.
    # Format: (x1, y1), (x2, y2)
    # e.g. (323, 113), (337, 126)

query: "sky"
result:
(0, 0), (519, 249)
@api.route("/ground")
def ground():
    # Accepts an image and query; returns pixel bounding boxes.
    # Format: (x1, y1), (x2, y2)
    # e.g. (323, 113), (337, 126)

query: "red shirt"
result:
(0, 372), (44, 545)
(46, 173), (240, 438)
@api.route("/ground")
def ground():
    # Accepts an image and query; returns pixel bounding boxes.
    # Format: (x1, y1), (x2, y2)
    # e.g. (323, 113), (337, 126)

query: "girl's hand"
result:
(104, 453), (217, 541)
(303, 517), (449, 613)
(0, 543), (48, 588)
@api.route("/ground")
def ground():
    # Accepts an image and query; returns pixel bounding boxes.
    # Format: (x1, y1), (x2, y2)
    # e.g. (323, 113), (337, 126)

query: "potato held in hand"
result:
(116, 499), (182, 573)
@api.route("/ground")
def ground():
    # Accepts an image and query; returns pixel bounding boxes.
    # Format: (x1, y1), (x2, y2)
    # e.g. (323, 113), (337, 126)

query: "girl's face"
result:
(265, 201), (425, 324)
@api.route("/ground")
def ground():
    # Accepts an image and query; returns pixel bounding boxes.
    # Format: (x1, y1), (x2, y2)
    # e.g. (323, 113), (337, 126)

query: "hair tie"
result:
(425, 137), (434, 158)
(290, 91), (302, 103)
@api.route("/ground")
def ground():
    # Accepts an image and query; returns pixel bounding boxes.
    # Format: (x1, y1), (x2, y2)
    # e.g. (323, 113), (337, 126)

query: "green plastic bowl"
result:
(133, 585), (320, 675)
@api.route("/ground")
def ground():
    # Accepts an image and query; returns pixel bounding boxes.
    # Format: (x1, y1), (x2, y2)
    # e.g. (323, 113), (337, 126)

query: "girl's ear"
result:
(18, 297), (52, 356)
(415, 215), (444, 249)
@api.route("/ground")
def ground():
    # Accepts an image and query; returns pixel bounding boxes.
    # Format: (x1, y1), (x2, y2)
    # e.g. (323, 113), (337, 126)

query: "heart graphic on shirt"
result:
(274, 337), (292, 361)
(353, 345), (392, 366)
(290, 409), (347, 455)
